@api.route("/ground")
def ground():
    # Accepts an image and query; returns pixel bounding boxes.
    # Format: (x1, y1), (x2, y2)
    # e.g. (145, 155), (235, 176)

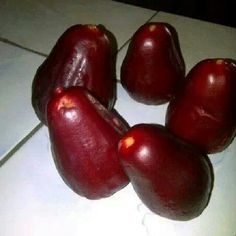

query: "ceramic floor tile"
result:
(115, 83), (168, 126)
(0, 125), (147, 236)
(150, 12), (236, 72)
(0, 42), (44, 161)
(0, 0), (156, 55)
(0, 84), (236, 236)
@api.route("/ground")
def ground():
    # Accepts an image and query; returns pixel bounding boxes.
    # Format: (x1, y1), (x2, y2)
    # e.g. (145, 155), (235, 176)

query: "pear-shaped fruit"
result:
(121, 22), (185, 105)
(47, 87), (129, 199)
(166, 58), (236, 153)
(118, 124), (213, 221)
(32, 24), (117, 124)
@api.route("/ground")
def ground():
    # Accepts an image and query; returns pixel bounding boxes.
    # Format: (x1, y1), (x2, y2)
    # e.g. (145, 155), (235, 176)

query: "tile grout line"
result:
(0, 10), (159, 61)
(117, 10), (159, 53)
(148, 10), (160, 21)
(0, 37), (48, 58)
(0, 122), (43, 168)
(0, 11), (159, 166)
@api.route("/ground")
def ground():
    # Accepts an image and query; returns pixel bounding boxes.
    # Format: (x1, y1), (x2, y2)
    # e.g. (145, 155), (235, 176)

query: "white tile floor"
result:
(0, 0), (156, 54)
(0, 1), (236, 235)
(0, 125), (147, 236)
(0, 42), (44, 160)
(0, 84), (236, 236)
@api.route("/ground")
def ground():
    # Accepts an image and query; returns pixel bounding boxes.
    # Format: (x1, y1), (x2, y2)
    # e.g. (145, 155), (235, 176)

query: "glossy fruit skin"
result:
(47, 87), (129, 199)
(118, 124), (213, 221)
(121, 22), (185, 105)
(32, 24), (117, 124)
(166, 58), (236, 154)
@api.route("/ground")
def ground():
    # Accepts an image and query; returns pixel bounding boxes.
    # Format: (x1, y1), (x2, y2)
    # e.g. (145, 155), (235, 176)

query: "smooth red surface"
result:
(32, 24), (117, 124)
(166, 58), (236, 153)
(121, 22), (185, 105)
(47, 87), (129, 199)
(118, 124), (213, 221)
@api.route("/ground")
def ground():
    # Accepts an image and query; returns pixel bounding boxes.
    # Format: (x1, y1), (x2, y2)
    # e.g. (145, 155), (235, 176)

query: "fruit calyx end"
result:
(57, 96), (75, 110)
(120, 136), (135, 150)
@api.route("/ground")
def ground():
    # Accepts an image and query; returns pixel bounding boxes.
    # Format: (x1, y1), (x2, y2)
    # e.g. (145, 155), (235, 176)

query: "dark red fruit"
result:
(166, 58), (236, 154)
(47, 87), (129, 199)
(118, 124), (213, 221)
(121, 22), (185, 105)
(32, 24), (117, 124)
